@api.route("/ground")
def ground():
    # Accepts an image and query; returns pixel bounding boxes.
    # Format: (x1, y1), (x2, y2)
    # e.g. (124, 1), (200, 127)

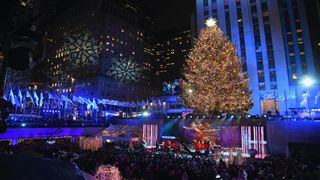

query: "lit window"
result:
(292, 73), (298, 80)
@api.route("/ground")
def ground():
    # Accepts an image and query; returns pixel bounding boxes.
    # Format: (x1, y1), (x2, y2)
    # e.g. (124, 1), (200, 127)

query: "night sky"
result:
(137, 0), (195, 31)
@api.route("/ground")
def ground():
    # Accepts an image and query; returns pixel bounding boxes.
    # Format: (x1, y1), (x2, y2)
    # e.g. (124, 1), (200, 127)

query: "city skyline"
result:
(1, 0), (320, 115)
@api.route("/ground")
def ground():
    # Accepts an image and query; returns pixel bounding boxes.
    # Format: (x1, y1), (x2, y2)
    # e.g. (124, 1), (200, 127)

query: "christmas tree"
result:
(181, 19), (252, 114)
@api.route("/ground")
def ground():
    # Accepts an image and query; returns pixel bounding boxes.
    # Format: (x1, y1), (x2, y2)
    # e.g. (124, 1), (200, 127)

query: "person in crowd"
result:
(1, 139), (320, 180)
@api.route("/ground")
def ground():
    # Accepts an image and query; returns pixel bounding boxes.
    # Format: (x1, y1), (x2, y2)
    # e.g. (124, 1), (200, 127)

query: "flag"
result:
(9, 89), (15, 105)
(288, 91), (296, 100)
(61, 95), (73, 104)
(101, 99), (108, 105)
(48, 92), (54, 100)
(96, 99), (102, 104)
(265, 94), (273, 100)
(83, 97), (91, 105)
(300, 92), (308, 106)
(64, 101), (68, 109)
(315, 92), (320, 104)
(92, 99), (99, 110)
(18, 88), (23, 103)
(277, 94), (285, 101)
(15, 95), (21, 107)
(78, 96), (85, 104)
(33, 91), (39, 106)
(82, 97), (91, 109)
(39, 92), (44, 107)
(72, 96), (79, 102)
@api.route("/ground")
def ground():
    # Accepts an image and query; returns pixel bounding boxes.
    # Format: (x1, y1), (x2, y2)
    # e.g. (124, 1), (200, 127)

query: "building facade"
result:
(152, 28), (192, 89)
(196, 0), (319, 115)
(42, 0), (155, 102)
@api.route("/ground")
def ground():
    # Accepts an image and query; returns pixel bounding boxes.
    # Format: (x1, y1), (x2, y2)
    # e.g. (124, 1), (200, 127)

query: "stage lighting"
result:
(302, 76), (314, 87)
(21, 123), (26, 127)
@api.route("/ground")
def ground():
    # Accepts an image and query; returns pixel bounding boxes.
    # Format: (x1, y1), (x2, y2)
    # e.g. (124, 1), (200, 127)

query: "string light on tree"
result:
(181, 18), (253, 114)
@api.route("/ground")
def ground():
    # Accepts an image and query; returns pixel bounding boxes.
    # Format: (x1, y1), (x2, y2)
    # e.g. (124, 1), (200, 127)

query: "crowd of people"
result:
(0, 139), (320, 179)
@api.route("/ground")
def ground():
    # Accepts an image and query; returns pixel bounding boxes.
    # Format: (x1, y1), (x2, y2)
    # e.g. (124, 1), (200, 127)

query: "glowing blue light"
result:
(21, 123), (26, 127)
(142, 111), (150, 117)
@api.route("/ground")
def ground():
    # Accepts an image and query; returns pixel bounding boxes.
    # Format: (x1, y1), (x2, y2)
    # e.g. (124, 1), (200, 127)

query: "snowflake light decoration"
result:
(109, 57), (141, 82)
(64, 32), (100, 67)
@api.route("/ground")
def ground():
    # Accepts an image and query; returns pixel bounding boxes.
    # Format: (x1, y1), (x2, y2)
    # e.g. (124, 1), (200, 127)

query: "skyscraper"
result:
(152, 27), (192, 89)
(42, 0), (154, 101)
(196, 0), (318, 115)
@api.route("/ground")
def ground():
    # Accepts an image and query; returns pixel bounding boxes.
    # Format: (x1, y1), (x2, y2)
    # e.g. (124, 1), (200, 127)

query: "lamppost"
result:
(302, 76), (315, 118)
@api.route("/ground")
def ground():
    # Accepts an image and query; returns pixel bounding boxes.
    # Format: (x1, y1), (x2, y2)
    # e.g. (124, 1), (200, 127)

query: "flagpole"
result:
(285, 90), (288, 119)
(273, 90), (277, 116)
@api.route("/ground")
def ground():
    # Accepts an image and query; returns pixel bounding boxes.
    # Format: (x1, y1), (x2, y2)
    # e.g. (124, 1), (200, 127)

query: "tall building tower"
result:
(42, 0), (153, 101)
(152, 27), (192, 89)
(304, 0), (320, 77)
(196, 0), (318, 115)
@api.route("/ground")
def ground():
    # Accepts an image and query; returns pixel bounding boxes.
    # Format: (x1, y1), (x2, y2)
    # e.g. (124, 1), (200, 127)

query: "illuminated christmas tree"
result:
(181, 19), (252, 114)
